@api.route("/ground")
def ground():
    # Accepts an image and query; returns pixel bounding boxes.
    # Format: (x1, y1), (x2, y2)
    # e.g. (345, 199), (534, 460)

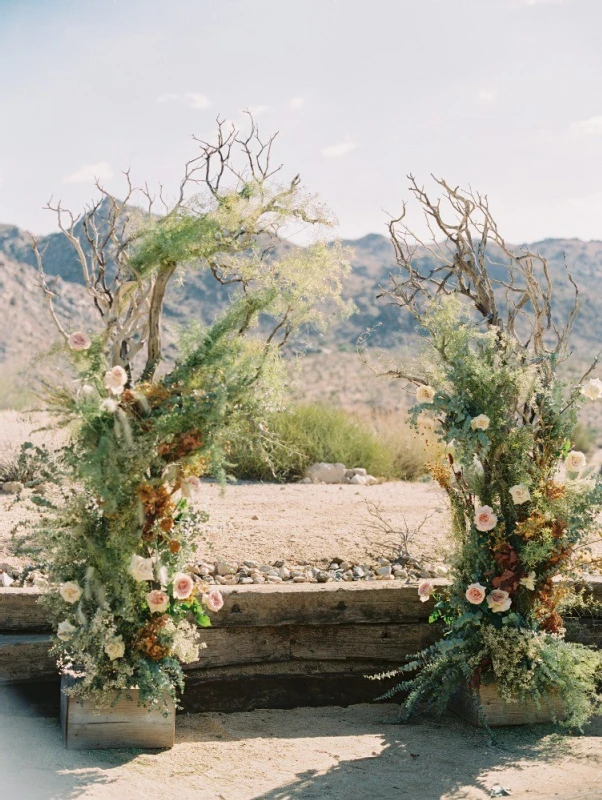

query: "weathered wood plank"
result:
(61, 677), (175, 749)
(290, 623), (441, 662)
(0, 588), (50, 632)
(3, 578), (602, 631)
(0, 634), (55, 683)
(189, 626), (291, 669)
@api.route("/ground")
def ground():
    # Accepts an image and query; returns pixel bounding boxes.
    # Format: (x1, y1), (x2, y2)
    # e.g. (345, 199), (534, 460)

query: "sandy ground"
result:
(2, 695), (602, 800)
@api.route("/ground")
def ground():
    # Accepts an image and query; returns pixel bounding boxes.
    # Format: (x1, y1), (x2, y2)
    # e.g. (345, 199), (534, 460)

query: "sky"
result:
(2, 0), (602, 243)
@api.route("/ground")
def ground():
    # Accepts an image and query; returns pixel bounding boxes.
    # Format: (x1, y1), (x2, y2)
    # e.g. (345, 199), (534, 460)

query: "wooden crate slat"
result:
(450, 683), (565, 727)
(61, 679), (175, 749)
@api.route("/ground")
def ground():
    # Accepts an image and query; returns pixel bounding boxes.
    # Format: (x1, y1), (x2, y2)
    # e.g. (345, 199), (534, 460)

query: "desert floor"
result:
(2, 696), (602, 800)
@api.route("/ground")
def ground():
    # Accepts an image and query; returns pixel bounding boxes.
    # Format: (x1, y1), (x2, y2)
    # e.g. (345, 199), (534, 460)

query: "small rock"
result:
(0, 572), (14, 587)
(239, 577), (254, 585)
(1, 481), (23, 494)
(435, 565), (449, 577)
(329, 562), (340, 570)
(419, 568), (432, 579)
(279, 567), (291, 580)
(339, 561), (352, 571)
(214, 575), (227, 585)
(350, 474), (369, 485)
(267, 575), (283, 583)
(216, 561), (237, 576)
(352, 566), (365, 578)
(393, 568), (409, 579)
(273, 559), (286, 568)
(292, 575), (308, 583)
(243, 560), (259, 568)
(252, 575), (266, 584)
(298, 477), (312, 484)
(221, 574), (239, 585)
(251, 515), (259, 521)
(305, 462), (347, 484)
(342, 571), (354, 581)
(316, 570), (331, 583)
(377, 557), (391, 566)
(375, 565), (392, 578)
(351, 467), (367, 477)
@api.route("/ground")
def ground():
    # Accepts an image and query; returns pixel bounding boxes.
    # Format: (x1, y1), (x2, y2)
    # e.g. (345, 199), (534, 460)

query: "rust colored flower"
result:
(168, 539), (181, 554)
(160, 518), (174, 533)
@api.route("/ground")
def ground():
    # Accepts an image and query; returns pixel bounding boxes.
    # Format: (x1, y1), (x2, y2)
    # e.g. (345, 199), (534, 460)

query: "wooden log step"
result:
(3, 578), (602, 632)
(0, 634), (55, 683)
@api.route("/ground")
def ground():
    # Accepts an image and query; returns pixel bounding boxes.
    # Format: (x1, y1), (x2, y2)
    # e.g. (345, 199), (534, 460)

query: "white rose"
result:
(566, 450), (587, 473)
(68, 331), (91, 351)
(59, 581), (83, 604)
(509, 484), (530, 505)
(581, 379), (602, 401)
(470, 414), (490, 431)
(416, 385), (436, 404)
(103, 365), (128, 395)
(486, 589), (512, 613)
(104, 636), (125, 661)
(57, 620), (77, 641)
(128, 554), (154, 582)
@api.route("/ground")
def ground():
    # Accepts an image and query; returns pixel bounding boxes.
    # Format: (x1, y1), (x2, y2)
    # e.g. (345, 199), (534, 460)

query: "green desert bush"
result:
(228, 403), (429, 482)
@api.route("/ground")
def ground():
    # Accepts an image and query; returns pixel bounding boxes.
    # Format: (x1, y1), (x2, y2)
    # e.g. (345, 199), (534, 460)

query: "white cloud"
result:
(522, 0), (566, 5)
(247, 104), (269, 117)
(478, 90), (495, 103)
(157, 92), (210, 109)
(290, 96), (305, 109)
(321, 141), (357, 158)
(64, 161), (114, 184)
(570, 116), (602, 136)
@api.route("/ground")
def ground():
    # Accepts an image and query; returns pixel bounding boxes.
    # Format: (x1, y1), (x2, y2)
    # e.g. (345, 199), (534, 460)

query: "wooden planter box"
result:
(60, 676), (175, 749)
(450, 682), (565, 727)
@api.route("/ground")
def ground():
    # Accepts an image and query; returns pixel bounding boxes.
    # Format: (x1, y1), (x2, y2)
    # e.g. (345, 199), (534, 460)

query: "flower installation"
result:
(31, 117), (349, 709)
(371, 178), (602, 728)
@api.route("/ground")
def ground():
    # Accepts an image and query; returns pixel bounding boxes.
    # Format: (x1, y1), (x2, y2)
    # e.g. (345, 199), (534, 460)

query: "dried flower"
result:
(581, 379), (602, 400)
(416, 385), (436, 404)
(68, 331), (91, 351)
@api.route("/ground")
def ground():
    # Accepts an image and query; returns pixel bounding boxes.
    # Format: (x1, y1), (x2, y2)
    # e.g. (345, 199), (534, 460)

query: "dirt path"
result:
(2, 697), (602, 799)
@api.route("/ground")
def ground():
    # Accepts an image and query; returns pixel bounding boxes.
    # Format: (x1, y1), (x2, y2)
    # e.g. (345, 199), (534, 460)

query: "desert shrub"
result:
(228, 403), (429, 481)
(0, 441), (54, 485)
(572, 421), (597, 455)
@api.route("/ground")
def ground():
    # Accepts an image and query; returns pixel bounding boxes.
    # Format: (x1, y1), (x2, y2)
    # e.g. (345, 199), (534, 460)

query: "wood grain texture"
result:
(61, 677), (175, 749)
(290, 623), (441, 662)
(0, 634), (55, 683)
(450, 683), (565, 727)
(3, 578), (602, 631)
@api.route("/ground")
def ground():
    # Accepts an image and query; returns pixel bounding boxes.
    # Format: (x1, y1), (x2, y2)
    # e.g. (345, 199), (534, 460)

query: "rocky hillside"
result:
(1, 219), (602, 406)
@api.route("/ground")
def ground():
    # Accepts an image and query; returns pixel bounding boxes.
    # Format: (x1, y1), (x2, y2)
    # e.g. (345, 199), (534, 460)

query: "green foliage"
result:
(375, 297), (602, 727)
(226, 403), (428, 482)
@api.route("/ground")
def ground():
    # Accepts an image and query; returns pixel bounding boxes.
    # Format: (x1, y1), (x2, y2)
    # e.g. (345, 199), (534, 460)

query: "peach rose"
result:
(474, 505), (497, 532)
(465, 582), (487, 605)
(172, 572), (194, 600)
(181, 475), (202, 498)
(68, 331), (91, 351)
(103, 365), (128, 395)
(416, 385), (436, 404)
(417, 579), (434, 603)
(486, 589), (512, 613)
(146, 589), (170, 614)
(59, 581), (83, 604)
(203, 587), (224, 613)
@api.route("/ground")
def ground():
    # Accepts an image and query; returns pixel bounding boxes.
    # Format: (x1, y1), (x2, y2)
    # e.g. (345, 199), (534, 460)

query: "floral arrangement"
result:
(372, 178), (602, 729)
(30, 118), (349, 709)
